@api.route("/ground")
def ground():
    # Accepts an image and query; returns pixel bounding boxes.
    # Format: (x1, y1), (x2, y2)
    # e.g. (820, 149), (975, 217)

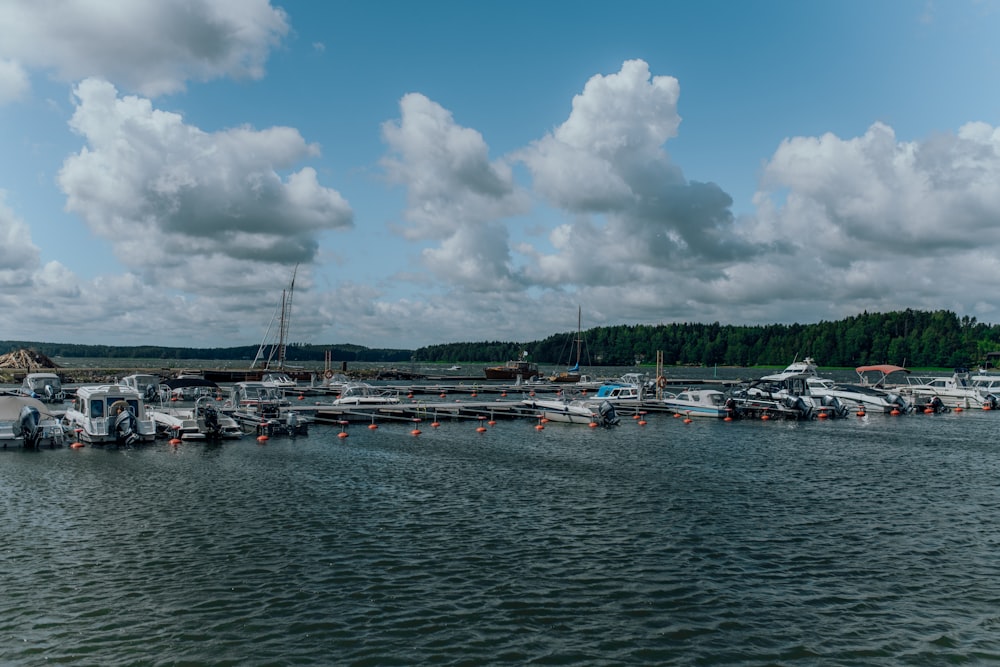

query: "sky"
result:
(2, 0), (1000, 351)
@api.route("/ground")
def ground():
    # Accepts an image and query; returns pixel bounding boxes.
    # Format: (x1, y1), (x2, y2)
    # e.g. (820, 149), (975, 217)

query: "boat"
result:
(896, 368), (999, 410)
(119, 373), (164, 402)
(662, 389), (732, 418)
(484, 351), (539, 381)
(147, 396), (242, 441)
(62, 384), (157, 446)
(329, 383), (401, 406)
(549, 306), (586, 383)
(251, 264), (299, 373)
(19, 372), (66, 403)
(734, 370), (849, 419)
(576, 374), (649, 408)
(0, 395), (66, 448)
(775, 358), (911, 414)
(162, 376), (220, 401)
(221, 382), (309, 437)
(522, 397), (619, 426)
(261, 371), (299, 390)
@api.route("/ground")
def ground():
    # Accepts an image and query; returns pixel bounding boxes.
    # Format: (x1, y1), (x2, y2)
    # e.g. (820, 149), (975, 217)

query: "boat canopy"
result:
(855, 365), (910, 375)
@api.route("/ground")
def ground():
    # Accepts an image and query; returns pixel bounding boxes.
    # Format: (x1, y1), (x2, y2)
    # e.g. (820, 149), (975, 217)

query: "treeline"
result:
(6, 309), (1000, 369)
(0, 341), (412, 364)
(414, 310), (1000, 368)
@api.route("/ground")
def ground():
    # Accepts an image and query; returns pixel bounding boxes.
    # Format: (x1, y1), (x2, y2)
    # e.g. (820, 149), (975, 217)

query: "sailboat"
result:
(252, 264), (298, 371)
(549, 306), (585, 383)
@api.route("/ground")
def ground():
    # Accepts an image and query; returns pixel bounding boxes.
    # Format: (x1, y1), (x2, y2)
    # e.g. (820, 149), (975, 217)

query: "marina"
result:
(4, 401), (1000, 664)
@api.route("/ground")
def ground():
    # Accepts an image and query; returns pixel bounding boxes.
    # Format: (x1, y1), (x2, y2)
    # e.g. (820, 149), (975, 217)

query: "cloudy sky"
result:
(1, 1), (999, 349)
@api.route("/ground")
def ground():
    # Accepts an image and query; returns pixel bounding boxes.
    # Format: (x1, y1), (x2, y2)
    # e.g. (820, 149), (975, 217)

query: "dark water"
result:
(4, 409), (1000, 665)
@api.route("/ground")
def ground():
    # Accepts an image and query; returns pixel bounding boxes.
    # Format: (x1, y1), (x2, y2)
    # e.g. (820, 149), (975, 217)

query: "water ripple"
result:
(4, 416), (1000, 664)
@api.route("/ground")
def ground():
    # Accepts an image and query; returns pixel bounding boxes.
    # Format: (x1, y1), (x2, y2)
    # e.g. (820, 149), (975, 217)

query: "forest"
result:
(414, 309), (1000, 369)
(3, 309), (999, 369)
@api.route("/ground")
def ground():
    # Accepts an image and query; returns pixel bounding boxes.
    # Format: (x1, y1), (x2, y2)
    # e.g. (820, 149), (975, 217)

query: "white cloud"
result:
(0, 0), (288, 96)
(0, 192), (40, 287)
(0, 58), (28, 104)
(57, 78), (353, 294)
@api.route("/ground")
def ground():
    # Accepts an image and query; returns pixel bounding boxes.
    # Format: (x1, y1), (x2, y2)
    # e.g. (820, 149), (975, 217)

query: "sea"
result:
(4, 367), (1000, 665)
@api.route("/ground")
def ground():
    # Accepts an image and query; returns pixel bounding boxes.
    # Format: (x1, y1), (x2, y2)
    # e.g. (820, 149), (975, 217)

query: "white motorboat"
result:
(221, 382), (308, 437)
(524, 398), (620, 426)
(522, 397), (598, 425)
(897, 369), (998, 410)
(120, 373), (164, 402)
(261, 371), (298, 390)
(62, 384), (157, 446)
(330, 383), (401, 406)
(739, 370), (849, 418)
(662, 389), (732, 418)
(148, 396), (242, 441)
(805, 376), (911, 414)
(19, 372), (66, 403)
(773, 358), (911, 414)
(0, 395), (66, 448)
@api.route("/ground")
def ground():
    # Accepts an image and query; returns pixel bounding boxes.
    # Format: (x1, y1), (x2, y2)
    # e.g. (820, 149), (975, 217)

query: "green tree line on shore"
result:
(415, 309), (1000, 368)
(5, 309), (1000, 369)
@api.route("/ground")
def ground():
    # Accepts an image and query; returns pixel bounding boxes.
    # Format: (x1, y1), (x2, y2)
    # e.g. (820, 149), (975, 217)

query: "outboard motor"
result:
(18, 404), (42, 448)
(144, 383), (158, 402)
(203, 404), (220, 437)
(285, 411), (303, 435)
(598, 400), (620, 427)
(928, 395), (945, 413)
(114, 408), (140, 446)
(44, 384), (55, 401)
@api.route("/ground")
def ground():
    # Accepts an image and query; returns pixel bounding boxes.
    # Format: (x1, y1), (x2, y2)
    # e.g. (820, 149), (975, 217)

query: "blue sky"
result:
(1, 0), (999, 350)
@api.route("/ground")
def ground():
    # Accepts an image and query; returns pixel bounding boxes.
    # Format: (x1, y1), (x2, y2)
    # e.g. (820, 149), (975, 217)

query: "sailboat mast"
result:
(575, 305), (582, 367)
(276, 265), (297, 369)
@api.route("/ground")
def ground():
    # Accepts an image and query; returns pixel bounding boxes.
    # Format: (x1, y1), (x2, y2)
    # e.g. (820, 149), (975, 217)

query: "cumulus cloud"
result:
(0, 58), (28, 105)
(516, 59), (756, 292)
(57, 78), (352, 293)
(0, 0), (289, 96)
(0, 192), (40, 286)
(380, 92), (530, 287)
(757, 121), (1000, 260)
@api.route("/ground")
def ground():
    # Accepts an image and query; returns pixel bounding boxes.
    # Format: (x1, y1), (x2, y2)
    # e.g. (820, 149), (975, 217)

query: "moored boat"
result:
(0, 395), (66, 448)
(19, 372), (66, 403)
(148, 396), (242, 441)
(662, 389), (732, 418)
(62, 384), (157, 446)
(484, 355), (539, 381)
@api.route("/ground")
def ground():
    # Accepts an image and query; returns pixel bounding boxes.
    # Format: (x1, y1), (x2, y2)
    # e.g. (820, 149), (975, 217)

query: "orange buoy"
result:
(338, 431), (349, 439)
(588, 422), (598, 428)
(891, 408), (900, 416)
(535, 423), (544, 430)
(169, 438), (182, 445)
(470, 392), (477, 398)
(673, 413), (681, 418)
(638, 419), (647, 426)
(431, 421), (441, 428)
(368, 423), (378, 430)
(411, 429), (422, 436)
(488, 420), (496, 426)
(70, 442), (84, 449)
(540, 417), (549, 424)
(439, 393), (446, 398)
(723, 416), (732, 422)
(761, 414), (770, 421)
(501, 392), (507, 398)
(476, 426), (487, 433)
(683, 418), (692, 424)
(257, 435), (269, 442)
(298, 395), (304, 401)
